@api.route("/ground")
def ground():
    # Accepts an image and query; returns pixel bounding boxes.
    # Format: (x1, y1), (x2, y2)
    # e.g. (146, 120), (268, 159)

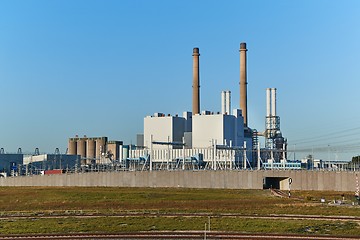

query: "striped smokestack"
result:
(239, 42), (248, 126)
(192, 47), (200, 115)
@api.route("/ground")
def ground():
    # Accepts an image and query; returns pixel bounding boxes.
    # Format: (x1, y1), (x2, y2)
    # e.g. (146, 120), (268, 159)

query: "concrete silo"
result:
(68, 138), (77, 155)
(76, 138), (87, 160)
(95, 137), (108, 162)
(86, 138), (96, 164)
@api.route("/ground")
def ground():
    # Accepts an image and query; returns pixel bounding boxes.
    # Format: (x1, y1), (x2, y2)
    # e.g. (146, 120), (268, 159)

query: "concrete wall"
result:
(0, 170), (358, 192)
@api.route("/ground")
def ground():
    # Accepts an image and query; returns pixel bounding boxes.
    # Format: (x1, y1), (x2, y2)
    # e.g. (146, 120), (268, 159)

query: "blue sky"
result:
(0, 0), (360, 160)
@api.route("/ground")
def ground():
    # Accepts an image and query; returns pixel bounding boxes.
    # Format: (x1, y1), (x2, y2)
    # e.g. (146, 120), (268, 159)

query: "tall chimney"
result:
(192, 48), (200, 115)
(240, 42), (248, 126)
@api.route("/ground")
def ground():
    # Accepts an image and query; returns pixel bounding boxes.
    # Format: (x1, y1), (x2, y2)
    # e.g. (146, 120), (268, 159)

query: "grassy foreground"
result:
(0, 187), (358, 236)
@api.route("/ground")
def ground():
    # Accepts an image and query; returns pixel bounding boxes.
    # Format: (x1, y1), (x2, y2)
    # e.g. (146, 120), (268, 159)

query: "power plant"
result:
(129, 42), (288, 171)
(0, 42), (350, 174)
(0, 42), (358, 193)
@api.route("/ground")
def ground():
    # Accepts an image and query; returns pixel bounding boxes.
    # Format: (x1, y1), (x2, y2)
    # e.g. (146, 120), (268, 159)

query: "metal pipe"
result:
(243, 141), (247, 169)
(192, 48), (200, 115)
(257, 142), (261, 170)
(240, 42), (248, 126)
(150, 135), (153, 171)
(182, 137), (185, 170)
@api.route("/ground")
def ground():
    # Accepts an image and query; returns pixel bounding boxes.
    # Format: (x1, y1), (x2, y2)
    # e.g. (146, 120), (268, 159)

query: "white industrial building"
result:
(143, 108), (244, 150)
(143, 112), (192, 150)
(192, 109), (244, 148)
(131, 90), (251, 171)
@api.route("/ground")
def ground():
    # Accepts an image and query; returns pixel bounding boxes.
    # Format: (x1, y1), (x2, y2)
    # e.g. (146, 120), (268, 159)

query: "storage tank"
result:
(95, 137), (108, 160)
(86, 138), (96, 162)
(107, 141), (122, 161)
(76, 138), (86, 159)
(68, 138), (77, 155)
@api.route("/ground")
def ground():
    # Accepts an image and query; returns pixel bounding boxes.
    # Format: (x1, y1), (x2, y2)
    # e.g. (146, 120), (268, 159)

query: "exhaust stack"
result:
(266, 88), (271, 117)
(221, 90), (231, 115)
(239, 42), (248, 126)
(266, 88), (277, 117)
(271, 88), (277, 117)
(192, 48), (200, 115)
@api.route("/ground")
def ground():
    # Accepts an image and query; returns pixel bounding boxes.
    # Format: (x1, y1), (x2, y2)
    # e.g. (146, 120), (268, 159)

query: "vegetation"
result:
(0, 187), (358, 235)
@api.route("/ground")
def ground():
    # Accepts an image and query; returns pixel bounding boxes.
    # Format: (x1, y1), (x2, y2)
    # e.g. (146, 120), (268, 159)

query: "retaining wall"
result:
(0, 170), (358, 192)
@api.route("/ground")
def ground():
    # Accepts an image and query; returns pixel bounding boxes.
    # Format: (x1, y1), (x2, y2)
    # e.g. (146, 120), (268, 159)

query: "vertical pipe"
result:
(257, 142), (261, 170)
(282, 143), (286, 169)
(266, 88), (271, 117)
(240, 43), (248, 126)
(149, 135), (153, 171)
(167, 136), (170, 170)
(214, 139), (217, 171)
(243, 141), (247, 169)
(192, 48), (200, 115)
(182, 137), (185, 170)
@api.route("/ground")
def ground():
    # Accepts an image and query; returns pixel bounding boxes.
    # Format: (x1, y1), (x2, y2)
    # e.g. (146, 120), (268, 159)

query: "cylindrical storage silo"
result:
(86, 138), (96, 162)
(107, 141), (121, 161)
(68, 138), (77, 155)
(77, 138), (86, 159)
(95, 137), (107, 160)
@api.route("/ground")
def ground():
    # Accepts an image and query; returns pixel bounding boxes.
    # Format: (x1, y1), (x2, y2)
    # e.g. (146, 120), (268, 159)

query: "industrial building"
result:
(129, 43), (287, 171)
(62, 43), (289, 172)
(67, 136), (123, 165)
(0, 42), (358, 194)
(23, 154), (80, 174)
(0, 151), (23, 177)
(60, 44), (284, 172)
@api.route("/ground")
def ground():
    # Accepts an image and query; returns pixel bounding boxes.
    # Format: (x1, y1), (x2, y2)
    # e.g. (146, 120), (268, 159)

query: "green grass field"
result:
(0, 187), (358, 236)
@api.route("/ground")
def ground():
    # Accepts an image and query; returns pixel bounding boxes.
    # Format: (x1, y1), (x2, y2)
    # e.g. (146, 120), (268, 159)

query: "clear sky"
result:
(0, 0), (360, 161)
